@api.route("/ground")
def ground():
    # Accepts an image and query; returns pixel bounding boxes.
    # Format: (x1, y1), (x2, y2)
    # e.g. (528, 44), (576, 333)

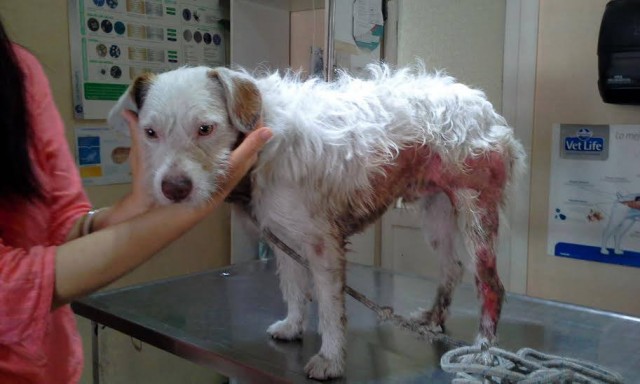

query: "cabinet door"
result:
(229, 0), (291, 70)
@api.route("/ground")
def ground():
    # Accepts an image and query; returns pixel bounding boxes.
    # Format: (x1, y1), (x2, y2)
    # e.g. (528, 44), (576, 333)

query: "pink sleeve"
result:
(0, 243), (56, 347)
(0, 47), (89, 347)
(17, 46), (92, 244)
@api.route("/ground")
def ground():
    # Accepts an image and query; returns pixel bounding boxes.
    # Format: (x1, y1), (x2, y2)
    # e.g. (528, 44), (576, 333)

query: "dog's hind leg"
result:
(456, 189), (504, 348)
(267, 245), (311, 341)
(411, 192), (464, 332)
(304, 234), (347, 380)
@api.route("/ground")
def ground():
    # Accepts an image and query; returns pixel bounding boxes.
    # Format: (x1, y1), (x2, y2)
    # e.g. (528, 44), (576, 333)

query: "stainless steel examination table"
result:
(72, 259), (640, 383)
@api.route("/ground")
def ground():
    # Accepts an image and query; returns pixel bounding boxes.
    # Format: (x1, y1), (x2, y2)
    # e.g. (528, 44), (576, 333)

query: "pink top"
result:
(0, 45), (91, 383)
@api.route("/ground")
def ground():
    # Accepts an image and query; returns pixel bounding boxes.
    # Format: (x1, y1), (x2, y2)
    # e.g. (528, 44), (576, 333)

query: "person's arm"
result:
(0, 127), (268, 342)
(52, 124), (272, 308)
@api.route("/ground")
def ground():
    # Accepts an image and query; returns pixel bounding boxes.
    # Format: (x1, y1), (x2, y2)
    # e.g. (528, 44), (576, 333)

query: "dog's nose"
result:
(161, 176), (193, 202)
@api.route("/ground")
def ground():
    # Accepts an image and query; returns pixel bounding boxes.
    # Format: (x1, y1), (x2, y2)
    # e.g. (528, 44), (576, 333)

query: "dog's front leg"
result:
(268, 245), (311, 341)
(305, 236), (346, 380)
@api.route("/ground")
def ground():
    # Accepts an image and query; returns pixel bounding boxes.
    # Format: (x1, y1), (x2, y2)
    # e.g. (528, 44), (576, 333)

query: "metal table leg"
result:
(92, 321), (100, 384)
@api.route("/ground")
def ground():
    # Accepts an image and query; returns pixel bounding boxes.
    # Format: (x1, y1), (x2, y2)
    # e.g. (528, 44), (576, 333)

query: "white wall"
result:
(290, 8), (325, 76)
(528, 0), (640, 316)
(397, 0), (506, 110)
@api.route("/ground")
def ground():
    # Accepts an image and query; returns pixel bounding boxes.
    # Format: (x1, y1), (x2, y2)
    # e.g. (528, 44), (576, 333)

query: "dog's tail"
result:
(503, 132), (528, 208)
(477, 121), (527, 210)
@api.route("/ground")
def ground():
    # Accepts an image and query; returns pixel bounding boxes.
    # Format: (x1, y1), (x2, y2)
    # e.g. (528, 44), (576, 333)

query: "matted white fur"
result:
(108, 62), (526, 380)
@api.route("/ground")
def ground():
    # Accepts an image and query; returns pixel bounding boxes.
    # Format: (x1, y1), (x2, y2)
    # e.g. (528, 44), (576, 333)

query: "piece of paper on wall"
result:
(548, 123), (640, 268)
(352, 0), (384, 51)
(75, 127), (132, 186)
(68, 0), (227, 120)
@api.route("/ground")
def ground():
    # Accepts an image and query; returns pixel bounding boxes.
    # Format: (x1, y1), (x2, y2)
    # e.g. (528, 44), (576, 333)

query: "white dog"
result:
(109, 63), (526, 380)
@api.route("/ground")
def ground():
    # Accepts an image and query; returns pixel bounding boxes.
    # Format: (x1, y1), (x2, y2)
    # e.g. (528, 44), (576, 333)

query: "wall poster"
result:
(69, 0), (226, 120)
(75, 126), (133, 186)
(548, 123), (640, 268)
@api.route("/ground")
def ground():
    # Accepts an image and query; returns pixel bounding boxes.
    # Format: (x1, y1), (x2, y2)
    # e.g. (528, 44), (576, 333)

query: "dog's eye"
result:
(144, 128), (158, 139)
(198, 124), (215, 136)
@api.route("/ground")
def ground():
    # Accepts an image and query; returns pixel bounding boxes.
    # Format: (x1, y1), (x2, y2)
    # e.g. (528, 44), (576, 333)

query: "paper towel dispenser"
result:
(598, 0), (640, 104)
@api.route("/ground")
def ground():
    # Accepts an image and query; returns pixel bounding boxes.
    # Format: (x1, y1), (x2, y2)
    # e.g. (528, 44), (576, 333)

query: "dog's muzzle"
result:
(161, 175), (193, 202)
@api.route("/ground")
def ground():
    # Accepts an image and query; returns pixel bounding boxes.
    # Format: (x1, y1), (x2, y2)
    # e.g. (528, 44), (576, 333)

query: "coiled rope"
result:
(440, 345), (625, 383)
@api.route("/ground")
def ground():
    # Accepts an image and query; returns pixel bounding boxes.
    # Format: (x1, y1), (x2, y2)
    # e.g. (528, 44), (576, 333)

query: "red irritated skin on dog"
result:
(336, 145), (507, 342)
(107, 62), (526, 381)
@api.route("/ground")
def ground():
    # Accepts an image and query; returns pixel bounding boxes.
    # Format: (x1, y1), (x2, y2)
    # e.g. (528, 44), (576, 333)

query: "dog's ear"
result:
(209, 67), (262, 133)
(107, 72), (156, 134)
(131, 72), (156, 110)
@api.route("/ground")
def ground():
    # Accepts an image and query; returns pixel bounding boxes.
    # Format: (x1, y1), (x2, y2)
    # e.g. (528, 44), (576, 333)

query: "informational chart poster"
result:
(75, 127), (132, 186)
(548, 123), (640, 268)
(69, 0), (226, 119)
(352, 0), (384, 51)
(333, 0), (382, 79)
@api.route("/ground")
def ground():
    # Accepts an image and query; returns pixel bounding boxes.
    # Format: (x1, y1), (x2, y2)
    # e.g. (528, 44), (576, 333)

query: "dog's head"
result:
(110, 66), (262, 205)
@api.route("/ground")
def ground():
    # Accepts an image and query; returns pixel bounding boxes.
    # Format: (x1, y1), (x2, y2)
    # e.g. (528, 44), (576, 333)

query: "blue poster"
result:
(75, 127), (132, 186)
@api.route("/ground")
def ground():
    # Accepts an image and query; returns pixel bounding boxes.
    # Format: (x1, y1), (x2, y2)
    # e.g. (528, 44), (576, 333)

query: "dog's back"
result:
(251, 63), (524, 235)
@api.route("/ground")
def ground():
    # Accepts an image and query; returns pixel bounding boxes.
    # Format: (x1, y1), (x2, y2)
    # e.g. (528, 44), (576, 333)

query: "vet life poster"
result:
(548, 124), (640, 268)
(68, 0), (226, 119)
(75, 127), (132, 186)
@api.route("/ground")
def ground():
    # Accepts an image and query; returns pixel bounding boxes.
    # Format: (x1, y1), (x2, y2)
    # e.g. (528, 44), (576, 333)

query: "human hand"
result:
(80, 109), (154, 235)
(99, 110), (154, 228)
(209, 126), (273, 205)
(120, 110), (154, 213)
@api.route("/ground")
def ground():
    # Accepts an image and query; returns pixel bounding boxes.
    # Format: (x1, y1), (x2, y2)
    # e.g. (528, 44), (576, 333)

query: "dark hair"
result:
(0, 19), (43, 201)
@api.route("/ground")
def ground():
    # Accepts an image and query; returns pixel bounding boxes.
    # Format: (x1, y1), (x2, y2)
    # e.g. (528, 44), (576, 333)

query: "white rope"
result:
(440, 345), (625, 383)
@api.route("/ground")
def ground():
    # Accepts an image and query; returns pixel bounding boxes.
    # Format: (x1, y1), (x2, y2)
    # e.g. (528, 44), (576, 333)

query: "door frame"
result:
(500, 0), (538, 293)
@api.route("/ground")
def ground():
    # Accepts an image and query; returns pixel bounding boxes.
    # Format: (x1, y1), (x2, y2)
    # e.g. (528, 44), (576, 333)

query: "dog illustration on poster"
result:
(601, 192), (640, 255)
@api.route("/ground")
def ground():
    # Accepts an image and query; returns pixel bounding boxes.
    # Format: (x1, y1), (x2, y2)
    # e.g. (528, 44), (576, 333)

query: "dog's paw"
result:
(460, 349), (495, 366)
(304, 353), (344, 380)
(614, 248), (624, 255)
(601, 247), (610, 255)
(460, 337), (497, 366)
(267, 319), (303, 341)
